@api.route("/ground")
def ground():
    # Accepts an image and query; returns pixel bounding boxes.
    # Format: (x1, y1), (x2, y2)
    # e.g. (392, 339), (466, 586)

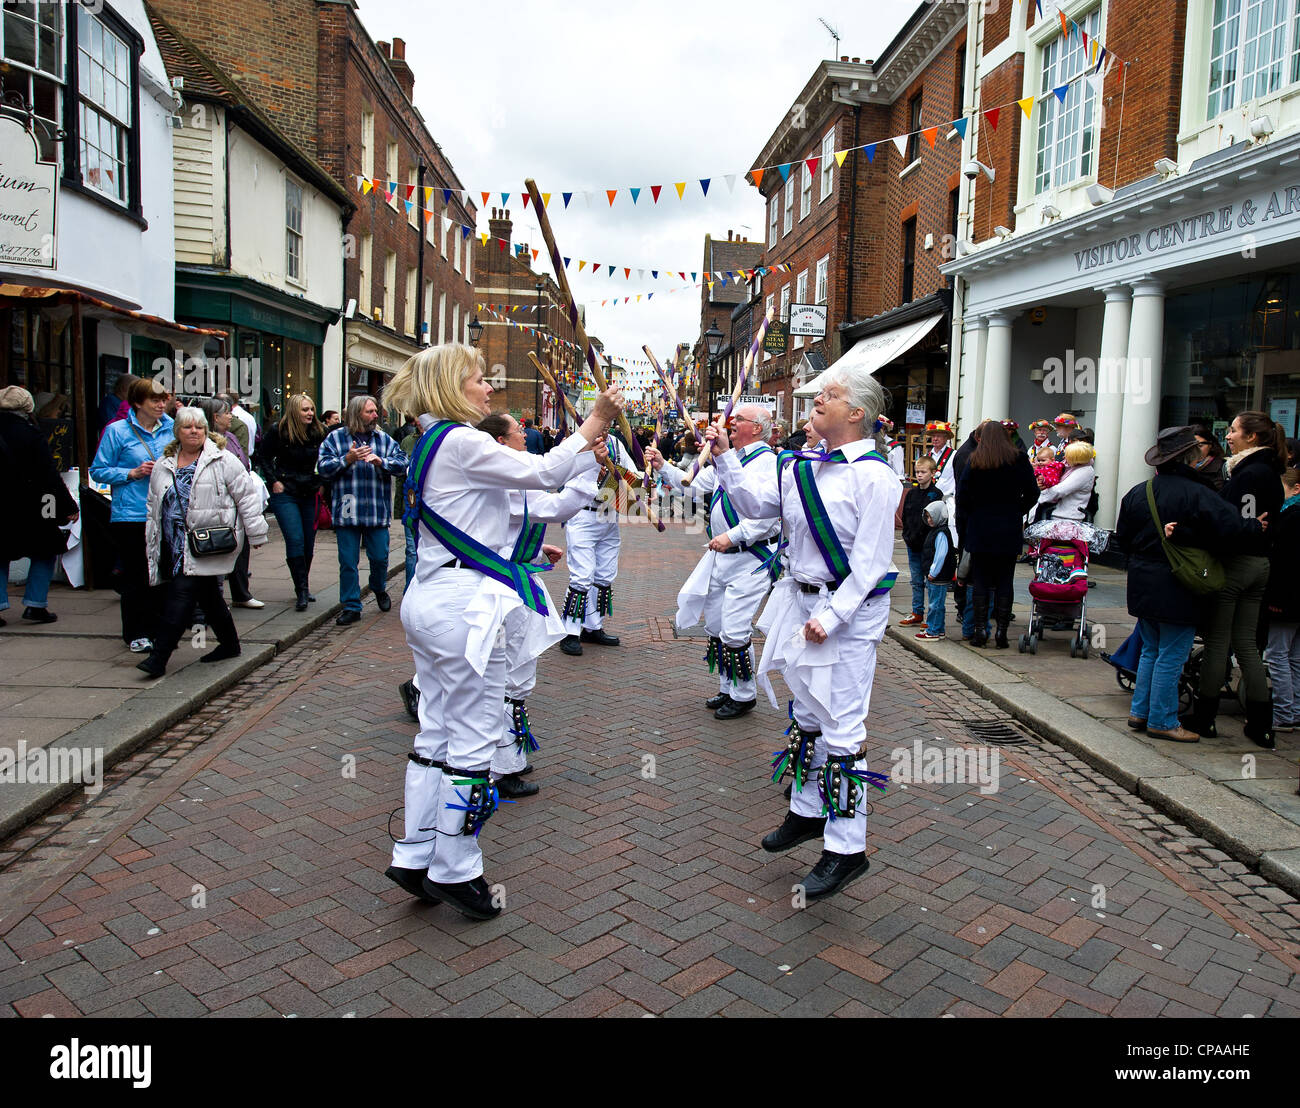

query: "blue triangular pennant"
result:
(953, 117), (968, 140)
(864, 143), (877, 163)
(1053, 83), (1069, 103)
(777, 163), (792, 181)
(700, 178), (711, 196)
(630, 187), (641, 204)
(563, 192), (573, 208)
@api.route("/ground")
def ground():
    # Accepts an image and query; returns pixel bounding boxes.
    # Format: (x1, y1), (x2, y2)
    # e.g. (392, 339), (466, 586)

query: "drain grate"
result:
(962, 720), (1033, 746)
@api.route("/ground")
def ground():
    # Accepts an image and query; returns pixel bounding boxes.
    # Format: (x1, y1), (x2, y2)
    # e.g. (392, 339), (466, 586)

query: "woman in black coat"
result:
(1186, 410), (1286, 747)
(1116, 426), (1261, 742)
(955, 420), (1039, 649)
(0, 387), (79, 624)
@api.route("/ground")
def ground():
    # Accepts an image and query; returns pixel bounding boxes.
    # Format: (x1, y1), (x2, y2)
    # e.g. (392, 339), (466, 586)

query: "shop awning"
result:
(794, 313), (944, 397)
(0, 283), (227, 353)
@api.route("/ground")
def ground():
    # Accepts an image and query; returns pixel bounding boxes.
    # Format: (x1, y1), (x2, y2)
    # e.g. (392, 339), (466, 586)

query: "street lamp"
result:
(467, 315), (484, 347)
(704, 319), (724, 414)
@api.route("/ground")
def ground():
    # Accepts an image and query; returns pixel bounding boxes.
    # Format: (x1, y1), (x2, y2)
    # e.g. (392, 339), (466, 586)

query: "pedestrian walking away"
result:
(706, 365), (900, 901)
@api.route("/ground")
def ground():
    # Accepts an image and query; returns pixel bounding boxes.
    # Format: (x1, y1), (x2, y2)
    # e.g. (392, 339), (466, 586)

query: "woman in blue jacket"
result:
(90, 377), (174, 652)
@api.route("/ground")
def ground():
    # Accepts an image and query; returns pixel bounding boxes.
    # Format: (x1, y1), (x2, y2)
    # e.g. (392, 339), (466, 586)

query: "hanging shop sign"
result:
(0, 115), (58, 268)
(789, 303), (827, 338)
(763, 320), (788, 355)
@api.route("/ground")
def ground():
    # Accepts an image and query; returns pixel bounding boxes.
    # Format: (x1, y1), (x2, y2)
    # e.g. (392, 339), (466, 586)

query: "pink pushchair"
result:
(1019, 537), (1091, 657)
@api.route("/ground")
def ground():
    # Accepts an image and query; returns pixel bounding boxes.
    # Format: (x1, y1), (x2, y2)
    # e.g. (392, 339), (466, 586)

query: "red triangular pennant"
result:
(985, 107), (1001, 131)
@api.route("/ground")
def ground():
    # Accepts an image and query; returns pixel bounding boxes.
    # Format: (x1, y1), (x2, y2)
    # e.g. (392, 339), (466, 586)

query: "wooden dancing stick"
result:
(527, 351), (621, 488)
(523, 178), (662, 531)
(685, 306), (774, 480)
(643, 344), (702, 451)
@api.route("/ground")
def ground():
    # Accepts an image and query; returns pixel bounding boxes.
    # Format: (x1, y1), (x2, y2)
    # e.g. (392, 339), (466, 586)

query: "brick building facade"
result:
(148, 0), (476, 411)
(944, 0), (1300, 527)
(746, 2), (968, 433)
(692, 233), (763, 414)
(473, 208), (586, 425)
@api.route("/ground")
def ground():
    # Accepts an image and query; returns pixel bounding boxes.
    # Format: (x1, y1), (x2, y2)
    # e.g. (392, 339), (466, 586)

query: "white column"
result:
(1092, 285), (1132, 529)
(980, 311), (1016, 421)
(957, 313), (987, 436)
(1115, 278), (1166, 512)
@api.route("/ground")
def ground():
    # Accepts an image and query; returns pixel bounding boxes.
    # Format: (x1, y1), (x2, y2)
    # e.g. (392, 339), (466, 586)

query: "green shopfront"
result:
(174, 272), (335, 424)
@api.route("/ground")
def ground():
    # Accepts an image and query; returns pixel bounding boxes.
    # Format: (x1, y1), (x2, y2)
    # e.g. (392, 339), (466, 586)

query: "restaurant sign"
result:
(0, 115), (57, 268)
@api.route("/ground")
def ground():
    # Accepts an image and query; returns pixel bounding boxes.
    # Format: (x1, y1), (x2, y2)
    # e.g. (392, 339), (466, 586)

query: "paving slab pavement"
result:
(0, 519), (407, 839)
(886, 537), (1300, 896)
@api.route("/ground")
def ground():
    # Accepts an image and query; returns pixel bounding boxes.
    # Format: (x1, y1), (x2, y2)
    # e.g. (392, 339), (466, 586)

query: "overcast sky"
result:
(358, 1), (920, 387)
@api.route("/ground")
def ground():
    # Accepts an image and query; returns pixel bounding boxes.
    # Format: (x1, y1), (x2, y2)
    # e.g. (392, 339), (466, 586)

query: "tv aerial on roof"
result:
(818, 17), (841, 57)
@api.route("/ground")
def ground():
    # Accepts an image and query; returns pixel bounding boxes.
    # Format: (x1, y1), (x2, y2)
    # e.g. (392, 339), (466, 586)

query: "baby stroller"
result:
(1018, 520), (1111, 657)
(1102, 628), (1245, 717)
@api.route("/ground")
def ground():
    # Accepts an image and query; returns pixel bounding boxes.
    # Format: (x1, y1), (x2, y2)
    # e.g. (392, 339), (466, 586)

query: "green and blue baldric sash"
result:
(777, 445), (897, 594)
(405, 421), (550, 614)
(510, 493), (548, 566)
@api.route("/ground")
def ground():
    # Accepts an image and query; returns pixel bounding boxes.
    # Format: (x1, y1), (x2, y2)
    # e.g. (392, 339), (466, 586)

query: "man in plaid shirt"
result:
(318, 395), (408, 625)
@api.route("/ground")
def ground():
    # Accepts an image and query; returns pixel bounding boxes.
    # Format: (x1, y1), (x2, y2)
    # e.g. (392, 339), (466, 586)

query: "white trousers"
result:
(781, 591), (890, 856)
(696, 552), (770, 703)
(492, 605), (538, 777)
(393, 570), (507, 884)
(562, 510), (620, 632)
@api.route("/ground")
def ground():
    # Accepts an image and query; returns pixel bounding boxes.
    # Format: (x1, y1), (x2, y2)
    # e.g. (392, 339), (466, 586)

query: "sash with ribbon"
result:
(510, 494), (547, 565)
(405, 422), (550, 614)
(777, 446), (898, 595)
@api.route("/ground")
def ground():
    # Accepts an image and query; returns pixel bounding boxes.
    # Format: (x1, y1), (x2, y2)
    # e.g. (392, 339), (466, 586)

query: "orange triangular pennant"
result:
(606, 189), (618, 206)
(922, 127), (938, 148)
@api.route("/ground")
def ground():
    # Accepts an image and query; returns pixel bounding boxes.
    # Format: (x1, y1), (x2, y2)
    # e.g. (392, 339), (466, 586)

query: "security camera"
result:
(963, 161), (981, 181)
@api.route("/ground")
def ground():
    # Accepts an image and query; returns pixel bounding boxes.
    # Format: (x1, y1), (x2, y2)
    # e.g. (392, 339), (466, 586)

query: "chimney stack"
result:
(389, 36), (415, 101)
(378, 40), (391, 59)
(488, 207), (513, 248)
(727, 230), (733, 241)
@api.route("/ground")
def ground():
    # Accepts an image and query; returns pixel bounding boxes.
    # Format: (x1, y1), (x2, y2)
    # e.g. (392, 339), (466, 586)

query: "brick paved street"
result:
(2, 518), (1299, 1018)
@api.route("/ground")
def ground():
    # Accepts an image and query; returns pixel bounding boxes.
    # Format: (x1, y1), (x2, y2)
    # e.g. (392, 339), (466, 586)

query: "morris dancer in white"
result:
(645, 404), (780, 720)
(382, 343), (622, 921)
(475, 411), (605, 797)
(558, 432), (636, 656)
(705, 367), (899, 900)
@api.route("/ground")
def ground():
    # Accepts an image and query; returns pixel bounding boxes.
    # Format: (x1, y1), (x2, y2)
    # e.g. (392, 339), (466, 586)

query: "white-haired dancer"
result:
(704, 369), (900, 900)
(646, 404), (780, 719)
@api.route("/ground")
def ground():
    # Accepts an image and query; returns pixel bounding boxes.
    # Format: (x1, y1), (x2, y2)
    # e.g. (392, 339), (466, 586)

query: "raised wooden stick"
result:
(524, 178), (662, 531)
(527, 351), (621, 488)
(644, 344), (701, 450)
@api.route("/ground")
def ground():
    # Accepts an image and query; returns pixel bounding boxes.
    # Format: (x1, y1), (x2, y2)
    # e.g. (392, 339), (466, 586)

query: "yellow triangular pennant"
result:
(361, 179), (374, 195)
(1018, 95), (1035, 119)
(835, 149), (849, 168)
(674, 182), (687, 200)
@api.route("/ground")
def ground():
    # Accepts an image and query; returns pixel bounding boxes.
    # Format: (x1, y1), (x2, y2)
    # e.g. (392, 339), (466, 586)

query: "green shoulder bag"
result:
(1145, 479), (1224, 595)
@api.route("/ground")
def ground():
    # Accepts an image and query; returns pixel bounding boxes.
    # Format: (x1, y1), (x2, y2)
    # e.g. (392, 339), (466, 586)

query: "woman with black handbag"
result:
(137, 408), (268, 678)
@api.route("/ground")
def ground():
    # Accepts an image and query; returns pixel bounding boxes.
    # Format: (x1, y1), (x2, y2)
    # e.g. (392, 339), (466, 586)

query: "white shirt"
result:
(716, 437), (900, 636)
(499, 453), (599, 558)
(887, 442), (905, 480)
(658, 442), (780, 547)
(1036, 463), (1094, 521)
(409, 422), (590, 585)
(231, 404), (257, 443)
(929, 442), (956, 498)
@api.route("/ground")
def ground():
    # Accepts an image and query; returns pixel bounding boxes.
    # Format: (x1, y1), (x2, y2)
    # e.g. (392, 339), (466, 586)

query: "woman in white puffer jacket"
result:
(1035, 440), (1096, 521)
(139, 407), (268, 677)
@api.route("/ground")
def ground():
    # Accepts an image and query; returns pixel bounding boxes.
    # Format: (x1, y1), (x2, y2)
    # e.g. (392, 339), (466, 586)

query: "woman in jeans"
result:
(256, 393), (324, 611)
(955, 420), (1039, 648)
(0, 387), (79, 625)
(138, 408), (267, 677)
(90, 377), (175, 652)
(1185, 410), (1285, 747)
(1116, 426), (1262, 742)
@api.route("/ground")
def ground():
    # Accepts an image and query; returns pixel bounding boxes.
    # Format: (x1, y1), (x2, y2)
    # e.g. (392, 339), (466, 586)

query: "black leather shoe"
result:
(21, 607), (57, 624)
(517, 763), (534, 777)
(560, 634), (583, 656)
(375, 590), (392, 612)
(136, 655), (166, 678)
(580, 628), (620, 646)
(424, 875), (502, 920)
(336, 609), (361, 626)
(715, 697), (755, 720)
(761, 812), (826, 853)
(201, 642), (240, 663)
(705, 692), (731, 711)
(385, 865), (440, 903)
(399, 679), (419, 721)
(802, 850), (869, 900)
(495, 773), (539, 798)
